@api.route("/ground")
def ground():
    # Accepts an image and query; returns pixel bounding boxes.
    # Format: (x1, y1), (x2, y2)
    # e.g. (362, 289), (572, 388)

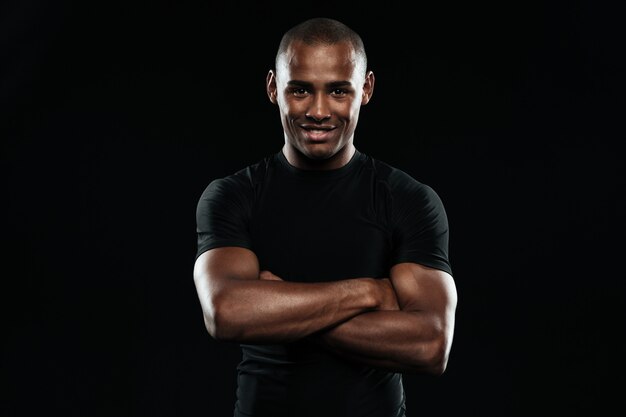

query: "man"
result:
(193, 17), (457, 417)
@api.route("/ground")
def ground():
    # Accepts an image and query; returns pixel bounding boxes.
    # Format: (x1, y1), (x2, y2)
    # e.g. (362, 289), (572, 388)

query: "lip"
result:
(301, 125), (335, 142)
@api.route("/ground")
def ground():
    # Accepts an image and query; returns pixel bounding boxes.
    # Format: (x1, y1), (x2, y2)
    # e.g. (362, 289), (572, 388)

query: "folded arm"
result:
(309, 262), (457, 375)
(193, 246), (398, 344)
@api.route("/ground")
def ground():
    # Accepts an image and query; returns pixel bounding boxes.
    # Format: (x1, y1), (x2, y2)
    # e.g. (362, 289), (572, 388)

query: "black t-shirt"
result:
(195, 149), (452, 417)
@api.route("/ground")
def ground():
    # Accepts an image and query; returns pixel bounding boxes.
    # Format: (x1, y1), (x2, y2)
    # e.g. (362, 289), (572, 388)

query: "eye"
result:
(290, 88), (309, 97)
(331, 88), (348, 97)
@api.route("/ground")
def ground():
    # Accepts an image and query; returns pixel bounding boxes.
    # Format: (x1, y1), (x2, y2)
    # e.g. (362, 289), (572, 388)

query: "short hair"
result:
(275, 17), (367, 75)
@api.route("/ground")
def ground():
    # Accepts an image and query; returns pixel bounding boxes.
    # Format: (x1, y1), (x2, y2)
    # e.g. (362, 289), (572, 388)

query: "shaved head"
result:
(275, 17), (368, 78)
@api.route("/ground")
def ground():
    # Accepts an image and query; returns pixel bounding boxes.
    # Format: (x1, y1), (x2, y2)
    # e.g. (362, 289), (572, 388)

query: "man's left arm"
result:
(306, 262), (457, 375)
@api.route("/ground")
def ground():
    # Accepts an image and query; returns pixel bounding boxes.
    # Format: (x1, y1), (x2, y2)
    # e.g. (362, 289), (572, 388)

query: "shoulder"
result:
(368, 156), (442, 206)
(200, 154), (274, 200)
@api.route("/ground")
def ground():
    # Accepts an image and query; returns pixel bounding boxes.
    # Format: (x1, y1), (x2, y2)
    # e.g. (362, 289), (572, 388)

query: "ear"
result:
(361, 70), (375, 105)
(266, 70), (278, 104)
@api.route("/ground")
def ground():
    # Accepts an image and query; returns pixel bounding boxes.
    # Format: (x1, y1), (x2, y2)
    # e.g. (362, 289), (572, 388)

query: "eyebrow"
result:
(287, 80), (353, 88)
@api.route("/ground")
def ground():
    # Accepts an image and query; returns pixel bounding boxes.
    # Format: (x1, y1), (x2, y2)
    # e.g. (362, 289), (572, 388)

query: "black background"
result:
(2, 1), (625, 416)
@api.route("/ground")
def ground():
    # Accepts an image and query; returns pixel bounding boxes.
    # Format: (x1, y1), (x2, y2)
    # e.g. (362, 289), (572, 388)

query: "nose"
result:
(305, 93), (331, 122)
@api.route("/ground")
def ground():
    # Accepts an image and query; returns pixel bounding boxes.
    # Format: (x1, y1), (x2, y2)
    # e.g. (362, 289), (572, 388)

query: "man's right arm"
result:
(193, 246), (398, 344)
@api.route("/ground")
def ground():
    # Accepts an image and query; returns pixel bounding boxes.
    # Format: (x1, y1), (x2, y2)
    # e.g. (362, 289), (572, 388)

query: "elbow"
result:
(412, 334), (452, 376)
(429, 336), (453, 376)
(413, 314), (455, 376)
(205, 318), (235, 343)
(202, 293), (241, 342)
(424, 341), (450, 376)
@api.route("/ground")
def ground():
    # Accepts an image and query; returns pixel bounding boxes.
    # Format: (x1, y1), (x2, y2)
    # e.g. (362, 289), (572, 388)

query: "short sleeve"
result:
(195, 176), (253, 260)
(389, 172), (453, 276)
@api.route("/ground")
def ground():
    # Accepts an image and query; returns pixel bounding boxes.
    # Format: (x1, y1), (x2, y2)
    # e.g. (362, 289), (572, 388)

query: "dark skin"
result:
(193, 40), (458, 375)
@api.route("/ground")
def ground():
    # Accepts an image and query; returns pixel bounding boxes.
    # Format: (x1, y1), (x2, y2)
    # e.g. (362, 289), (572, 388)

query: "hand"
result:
(259, 270), (283, 281)
(376, 278), (400, 311)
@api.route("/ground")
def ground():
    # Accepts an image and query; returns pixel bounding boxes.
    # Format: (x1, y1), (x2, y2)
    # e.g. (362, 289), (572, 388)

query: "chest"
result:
(249, 173), (393, 281)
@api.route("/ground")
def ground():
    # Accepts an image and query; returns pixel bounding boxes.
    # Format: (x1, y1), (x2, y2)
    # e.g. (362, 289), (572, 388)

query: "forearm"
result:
(313, 310), (449, 374)
(205, 278), (380, 343)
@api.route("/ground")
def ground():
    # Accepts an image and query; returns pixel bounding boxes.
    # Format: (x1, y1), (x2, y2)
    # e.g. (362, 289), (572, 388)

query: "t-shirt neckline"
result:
(276, 149), (364, 179)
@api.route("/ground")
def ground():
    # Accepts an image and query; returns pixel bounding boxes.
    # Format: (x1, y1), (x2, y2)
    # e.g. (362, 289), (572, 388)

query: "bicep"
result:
(389, 262), (457, 317)
(193, 247), (260, 306)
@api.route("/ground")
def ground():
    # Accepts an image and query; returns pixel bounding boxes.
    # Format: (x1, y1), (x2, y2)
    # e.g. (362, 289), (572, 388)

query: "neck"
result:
(282, 143), (356, 171)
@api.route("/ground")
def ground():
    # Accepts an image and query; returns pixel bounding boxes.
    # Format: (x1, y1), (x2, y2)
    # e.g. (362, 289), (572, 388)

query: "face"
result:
(267, 40), (374, 169)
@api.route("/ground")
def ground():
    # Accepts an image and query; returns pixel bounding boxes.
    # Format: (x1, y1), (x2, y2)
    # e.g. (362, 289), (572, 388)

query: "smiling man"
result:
(193, 17), (458, 417)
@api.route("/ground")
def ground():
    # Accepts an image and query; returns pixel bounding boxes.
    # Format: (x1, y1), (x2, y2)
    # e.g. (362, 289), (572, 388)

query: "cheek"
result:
(277, 105), (296, 124)
(347, 102), (363, 120)
(339, 99), (361, 115)
(279, 98), (304, 117)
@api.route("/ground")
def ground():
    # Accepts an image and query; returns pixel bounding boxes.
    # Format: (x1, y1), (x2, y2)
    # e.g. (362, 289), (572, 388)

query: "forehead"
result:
(277, 40), (362, 81)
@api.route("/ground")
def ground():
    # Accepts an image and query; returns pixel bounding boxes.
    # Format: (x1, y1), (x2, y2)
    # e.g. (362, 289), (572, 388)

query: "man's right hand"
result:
(376, 278), (400, 311)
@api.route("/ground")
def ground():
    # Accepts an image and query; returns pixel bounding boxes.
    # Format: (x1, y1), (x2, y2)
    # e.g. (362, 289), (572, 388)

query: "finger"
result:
(259, 270), (282, 281)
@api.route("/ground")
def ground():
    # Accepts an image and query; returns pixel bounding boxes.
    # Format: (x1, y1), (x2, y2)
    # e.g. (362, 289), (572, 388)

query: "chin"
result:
(300, 143), (339, 160)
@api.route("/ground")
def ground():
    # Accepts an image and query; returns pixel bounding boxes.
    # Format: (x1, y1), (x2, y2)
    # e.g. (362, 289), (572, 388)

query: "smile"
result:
(303, 128), (334, 141)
